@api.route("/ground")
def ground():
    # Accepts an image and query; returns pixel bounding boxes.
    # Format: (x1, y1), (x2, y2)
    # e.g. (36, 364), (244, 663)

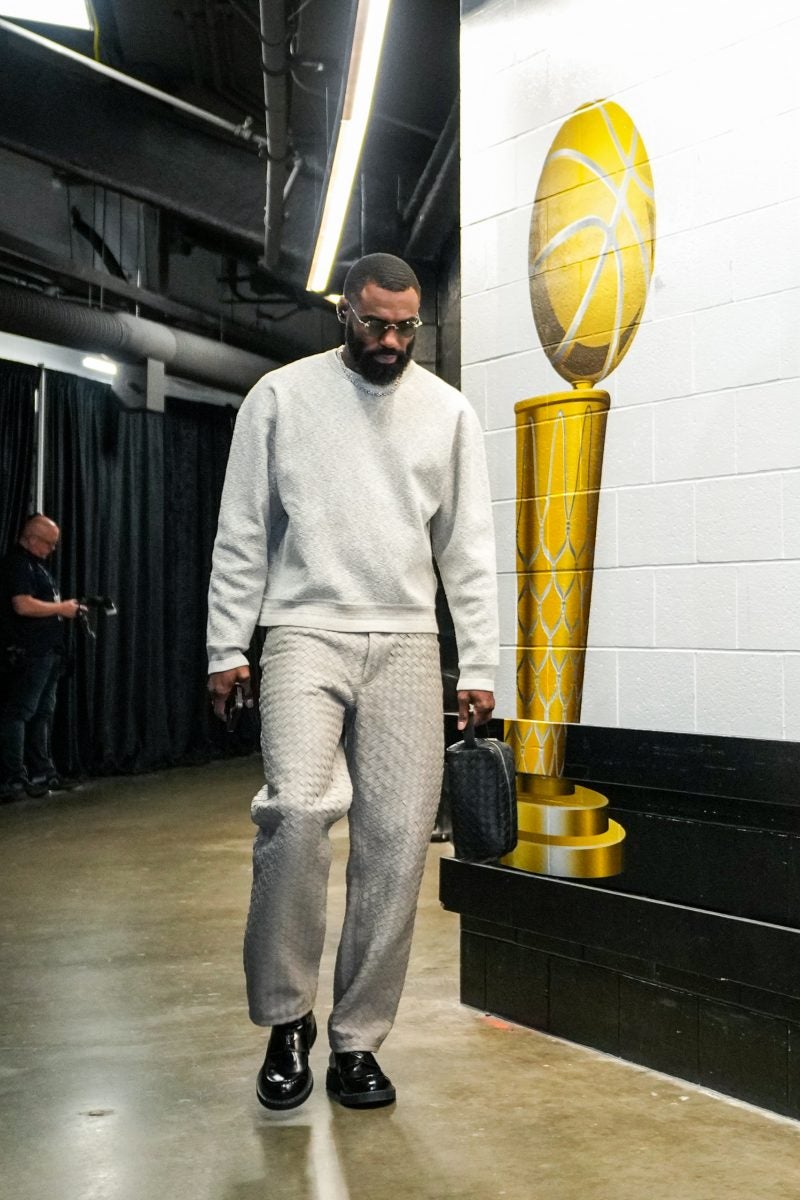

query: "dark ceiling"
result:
(0, 0), (459, 365)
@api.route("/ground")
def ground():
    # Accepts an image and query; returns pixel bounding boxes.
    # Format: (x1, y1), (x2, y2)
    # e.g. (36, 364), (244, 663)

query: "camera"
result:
(78, 595), (117, 615)
(77, 595), (117, 641)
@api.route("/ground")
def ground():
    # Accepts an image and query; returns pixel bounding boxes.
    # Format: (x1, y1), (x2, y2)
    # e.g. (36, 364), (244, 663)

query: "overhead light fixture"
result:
(306, 0), (391, 294)
(0, 1), (92, 29)
(82, 355), (118, 377)
(324, 293), (342, 306)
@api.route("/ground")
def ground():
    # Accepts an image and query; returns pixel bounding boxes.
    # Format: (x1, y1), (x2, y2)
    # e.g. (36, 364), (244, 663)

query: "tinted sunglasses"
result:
(347, 307), (423, 338)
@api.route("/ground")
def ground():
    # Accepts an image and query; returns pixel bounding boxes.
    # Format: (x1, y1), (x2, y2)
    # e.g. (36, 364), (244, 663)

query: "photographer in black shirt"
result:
(0, 515), (85, 799)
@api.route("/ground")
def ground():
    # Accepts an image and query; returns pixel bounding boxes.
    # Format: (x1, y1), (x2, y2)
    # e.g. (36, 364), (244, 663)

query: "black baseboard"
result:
(440, 724), (800, 1119)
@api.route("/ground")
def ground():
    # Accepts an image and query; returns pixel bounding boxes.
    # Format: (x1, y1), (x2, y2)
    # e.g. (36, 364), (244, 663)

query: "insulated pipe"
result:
(259, 0), (290, 269)
(0, 282), (277, 393)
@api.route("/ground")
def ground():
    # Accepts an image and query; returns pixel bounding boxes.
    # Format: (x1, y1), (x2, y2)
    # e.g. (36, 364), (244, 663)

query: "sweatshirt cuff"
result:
(456, 672), (496, 693)
(208, 651), (249, 675)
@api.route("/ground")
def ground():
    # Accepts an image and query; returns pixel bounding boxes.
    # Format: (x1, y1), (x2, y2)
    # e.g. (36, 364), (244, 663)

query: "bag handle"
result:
(463, 711), (477, 748)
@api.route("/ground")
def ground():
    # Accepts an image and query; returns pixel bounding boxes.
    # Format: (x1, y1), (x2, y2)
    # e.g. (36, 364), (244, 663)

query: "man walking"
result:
(207, 253), (498, 1110)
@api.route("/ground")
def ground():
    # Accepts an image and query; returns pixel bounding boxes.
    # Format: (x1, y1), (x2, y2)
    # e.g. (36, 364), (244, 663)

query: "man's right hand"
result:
(208, 666), (252, 721)
(12, 595), (86, 619)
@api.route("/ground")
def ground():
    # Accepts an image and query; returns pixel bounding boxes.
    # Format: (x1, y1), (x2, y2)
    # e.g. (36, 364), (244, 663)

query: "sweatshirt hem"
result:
(258, 600), (439, 634)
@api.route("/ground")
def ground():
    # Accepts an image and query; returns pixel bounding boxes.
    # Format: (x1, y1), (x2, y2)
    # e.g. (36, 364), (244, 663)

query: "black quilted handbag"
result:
(445, 716), (517, 863)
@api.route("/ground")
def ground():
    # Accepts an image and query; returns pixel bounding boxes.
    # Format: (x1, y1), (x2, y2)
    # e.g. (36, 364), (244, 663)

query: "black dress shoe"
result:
(256, 1012), (317, 1110)
(326, 1051), (396, 1109)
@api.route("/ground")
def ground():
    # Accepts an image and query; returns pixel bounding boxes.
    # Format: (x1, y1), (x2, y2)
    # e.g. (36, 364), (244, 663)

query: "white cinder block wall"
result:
(460, 0), (800, 740)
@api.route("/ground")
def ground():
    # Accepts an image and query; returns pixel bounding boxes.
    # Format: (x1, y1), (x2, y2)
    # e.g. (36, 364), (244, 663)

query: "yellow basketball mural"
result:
(530, 100), (655, 387)
(502, 100), (655, 879)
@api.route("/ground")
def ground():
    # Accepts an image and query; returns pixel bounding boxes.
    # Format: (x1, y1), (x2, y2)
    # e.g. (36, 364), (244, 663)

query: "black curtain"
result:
(45, 373), (170, 773)
(41, 372), (256, 776)
(164, 396), (260, 761)
(0, 360), (37, 555)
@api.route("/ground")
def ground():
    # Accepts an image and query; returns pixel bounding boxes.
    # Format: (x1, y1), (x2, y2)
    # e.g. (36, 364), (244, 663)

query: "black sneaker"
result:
(24, 779), (50, 798)
(46, 774), (80, 792)
(0, 780), (26, 802)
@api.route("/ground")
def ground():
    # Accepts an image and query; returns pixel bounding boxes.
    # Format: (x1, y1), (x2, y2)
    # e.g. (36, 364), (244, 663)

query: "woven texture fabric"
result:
(244, 627), (443, 1052)
(446, 736), (517, 862)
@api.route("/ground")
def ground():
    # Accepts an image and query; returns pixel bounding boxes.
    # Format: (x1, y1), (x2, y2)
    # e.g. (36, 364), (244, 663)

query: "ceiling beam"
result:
(0, 30), (266, 248)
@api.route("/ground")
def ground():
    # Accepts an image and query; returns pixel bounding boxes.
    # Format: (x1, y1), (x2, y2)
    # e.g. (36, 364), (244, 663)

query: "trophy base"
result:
(501, 777), (625, 878)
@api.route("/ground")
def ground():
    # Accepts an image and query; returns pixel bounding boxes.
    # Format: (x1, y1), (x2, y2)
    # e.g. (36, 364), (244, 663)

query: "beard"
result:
(345, 321), (415, 385)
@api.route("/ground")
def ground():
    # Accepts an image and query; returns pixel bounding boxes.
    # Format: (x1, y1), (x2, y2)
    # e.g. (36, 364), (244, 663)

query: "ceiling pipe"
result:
(402, 101), (457, 228)
(0, 16), (267, 153)
(0, 281), (277, 393)
(0, 226), (332, 363)
(402, 100), (459, 261)
(404, 137), (458, 261)
(259, 0), (290, 270)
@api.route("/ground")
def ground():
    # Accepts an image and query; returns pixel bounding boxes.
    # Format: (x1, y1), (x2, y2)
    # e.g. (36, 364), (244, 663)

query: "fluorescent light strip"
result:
(0, 1), (91, 29)
(306, 0), (391, 293)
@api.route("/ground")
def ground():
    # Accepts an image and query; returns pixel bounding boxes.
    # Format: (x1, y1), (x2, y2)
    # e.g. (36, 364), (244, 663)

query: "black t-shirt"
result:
(0, 545), (64, 656)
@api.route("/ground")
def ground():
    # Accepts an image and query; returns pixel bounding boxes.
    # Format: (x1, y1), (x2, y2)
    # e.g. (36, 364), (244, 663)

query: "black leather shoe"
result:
(326, 1051), (396, 1109)
(256, 1012), (317, 1111)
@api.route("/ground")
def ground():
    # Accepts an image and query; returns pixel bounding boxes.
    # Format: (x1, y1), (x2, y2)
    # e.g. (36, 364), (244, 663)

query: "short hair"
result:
(343, 254), (421, 304)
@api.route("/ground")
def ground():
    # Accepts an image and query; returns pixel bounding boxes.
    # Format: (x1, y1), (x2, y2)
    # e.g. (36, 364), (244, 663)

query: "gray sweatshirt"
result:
(207, 348), (499, 691)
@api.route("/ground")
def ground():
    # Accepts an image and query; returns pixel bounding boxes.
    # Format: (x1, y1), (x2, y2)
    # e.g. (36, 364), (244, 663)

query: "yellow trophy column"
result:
(501, 389), (625, 877)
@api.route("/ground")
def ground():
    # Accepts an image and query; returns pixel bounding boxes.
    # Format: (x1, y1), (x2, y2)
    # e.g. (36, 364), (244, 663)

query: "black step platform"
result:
(439, 724), (800, 1119)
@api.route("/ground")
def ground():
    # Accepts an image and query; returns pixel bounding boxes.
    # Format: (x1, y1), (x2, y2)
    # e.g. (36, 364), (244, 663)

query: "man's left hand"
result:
(456, 689), (495, 730)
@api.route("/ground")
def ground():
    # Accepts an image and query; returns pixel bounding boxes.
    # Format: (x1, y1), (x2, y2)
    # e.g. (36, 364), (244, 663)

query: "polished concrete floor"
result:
(1, 756), (799, 1200)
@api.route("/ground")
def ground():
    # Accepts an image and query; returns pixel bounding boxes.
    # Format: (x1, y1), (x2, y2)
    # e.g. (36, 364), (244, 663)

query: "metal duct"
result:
(0, 282), (277, 393)
(259, 0), (290, 270)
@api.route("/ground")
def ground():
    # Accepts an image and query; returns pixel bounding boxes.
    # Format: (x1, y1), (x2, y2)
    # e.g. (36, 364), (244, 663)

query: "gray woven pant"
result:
(244, 626), (444, 1052)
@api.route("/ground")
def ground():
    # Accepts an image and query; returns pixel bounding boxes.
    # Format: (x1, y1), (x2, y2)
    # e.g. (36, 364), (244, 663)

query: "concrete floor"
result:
(1, 757), (799, 1200)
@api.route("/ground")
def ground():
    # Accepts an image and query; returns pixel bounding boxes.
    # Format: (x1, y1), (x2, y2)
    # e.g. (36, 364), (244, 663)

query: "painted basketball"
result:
(529, 100), (656, 387)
